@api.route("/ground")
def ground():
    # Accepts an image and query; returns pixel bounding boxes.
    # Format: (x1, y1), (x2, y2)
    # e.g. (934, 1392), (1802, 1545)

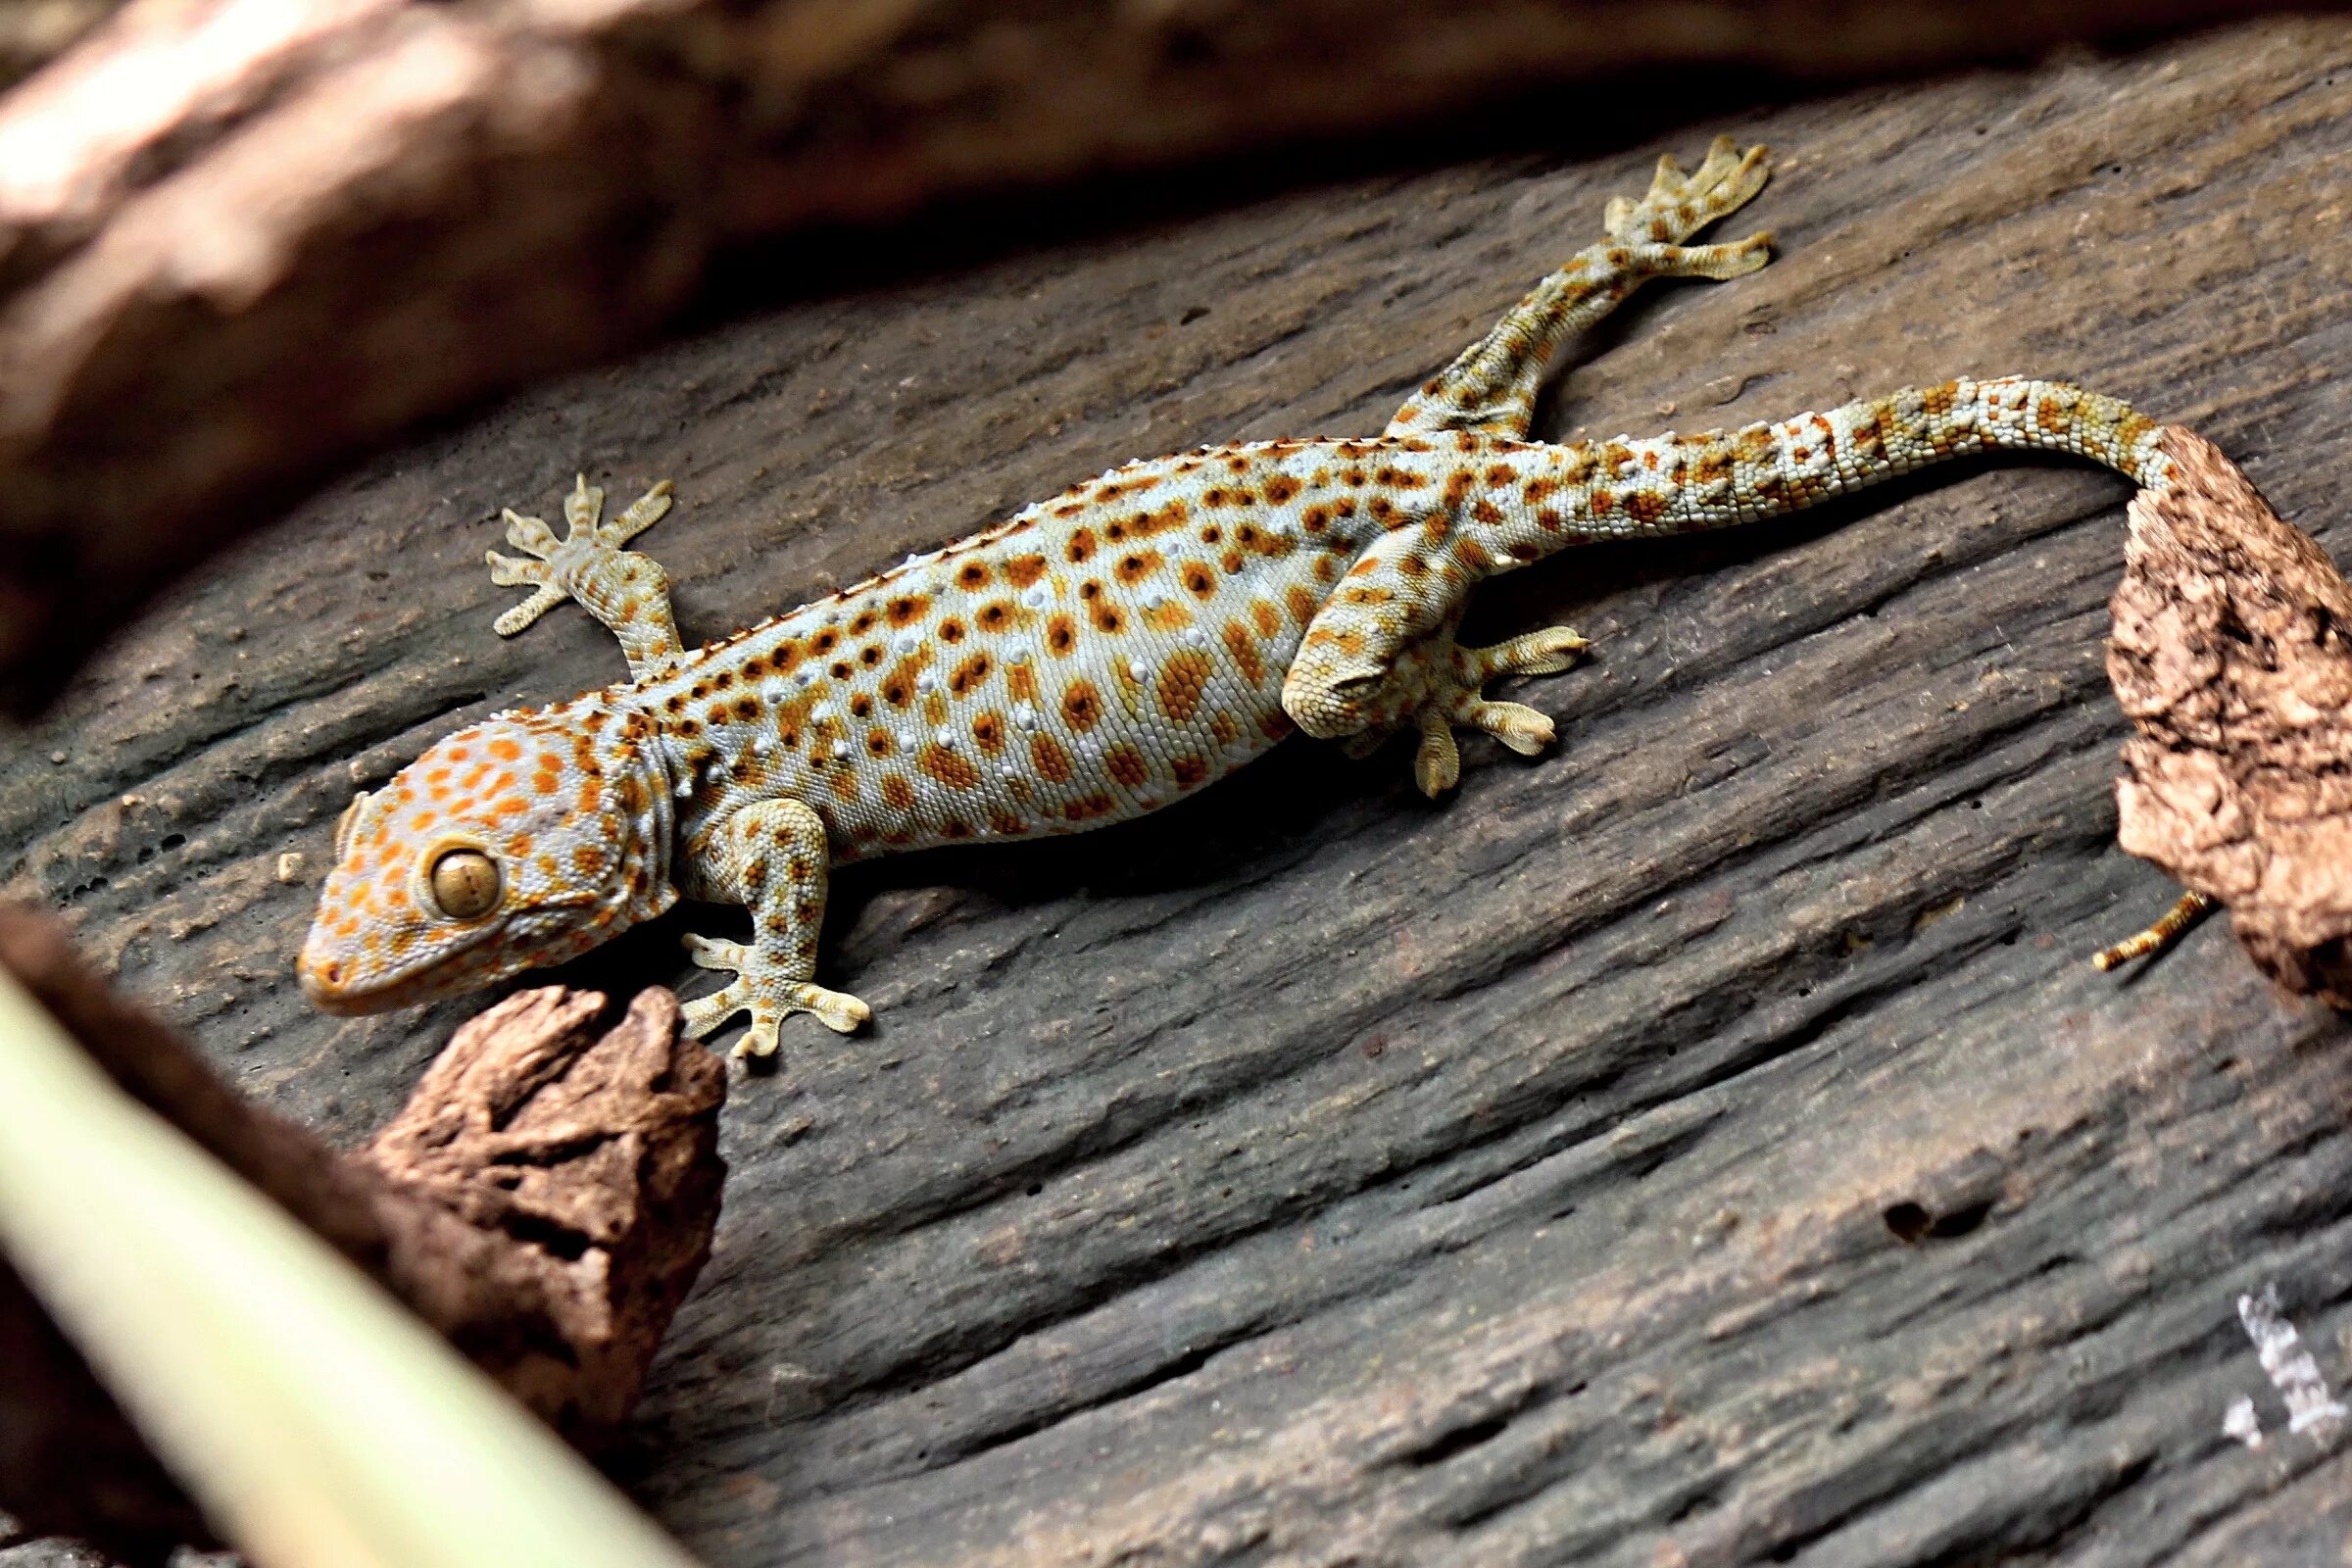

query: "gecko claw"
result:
(678, 933), (871, 1053)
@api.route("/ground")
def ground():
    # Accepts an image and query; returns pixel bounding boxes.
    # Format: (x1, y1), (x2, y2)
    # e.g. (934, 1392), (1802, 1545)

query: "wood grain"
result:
(7, 17), (2352, 1565)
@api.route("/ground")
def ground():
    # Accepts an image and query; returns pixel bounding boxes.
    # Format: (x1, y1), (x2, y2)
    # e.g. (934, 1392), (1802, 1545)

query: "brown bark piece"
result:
(362, 986), (731, 1434)
(0, 908), (724, 1563)
(2109, 426), (2352, 1004)
(0, 0), (2290, 712)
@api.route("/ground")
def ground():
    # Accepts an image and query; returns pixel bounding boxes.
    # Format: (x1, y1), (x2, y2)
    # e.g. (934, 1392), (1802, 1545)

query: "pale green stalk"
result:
(0, 968), (702, 1568)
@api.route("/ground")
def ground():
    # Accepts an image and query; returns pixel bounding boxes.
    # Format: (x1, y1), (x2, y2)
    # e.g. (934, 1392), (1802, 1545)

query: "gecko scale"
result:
(300, 138), (2187, 1057)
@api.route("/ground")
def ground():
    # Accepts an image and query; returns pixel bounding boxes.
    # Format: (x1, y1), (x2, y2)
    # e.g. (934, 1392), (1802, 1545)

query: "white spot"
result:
(1128, 660), (1150, 682)
(893, 630), (921, 655)
(675, 774), (694, 799)
(794, 668), (817, 688)
(898, 728), (918, 750)
(1182, 628), (1207, 649)
(1006, 639), (1034, 663)
(2225, 1396), (2264, 1449)
(1021, 585), (1051, 610)
(2238, 1284), (2347, 1438)
(1014, 704), (1039, 729)
(1001, 763), (1021, 781)
(833, 740), (851, 759)
(1144, 591), (1167, 610)
(752, 738), (772, 757)
(915, 671), (938, 693)
(811, 703), (835, 721)
(934, 727), (956, 747)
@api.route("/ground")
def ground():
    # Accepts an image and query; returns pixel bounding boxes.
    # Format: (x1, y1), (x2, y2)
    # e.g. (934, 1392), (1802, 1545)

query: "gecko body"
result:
(299, 139), (2178, 1055)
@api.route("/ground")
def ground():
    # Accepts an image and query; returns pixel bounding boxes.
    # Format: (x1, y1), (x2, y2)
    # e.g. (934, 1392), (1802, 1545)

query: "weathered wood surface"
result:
(8, 18), (2352, 1565)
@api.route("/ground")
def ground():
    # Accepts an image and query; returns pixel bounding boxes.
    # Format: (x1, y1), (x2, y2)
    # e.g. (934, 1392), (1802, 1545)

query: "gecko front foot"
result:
(486, 474), (685, 678)
(678, 933), (871, 1058)
(1409, 626), (1590, 797)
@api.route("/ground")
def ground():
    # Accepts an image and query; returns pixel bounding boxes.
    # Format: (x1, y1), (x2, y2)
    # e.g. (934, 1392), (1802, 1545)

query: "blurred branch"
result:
(0, 0), (2293, 710)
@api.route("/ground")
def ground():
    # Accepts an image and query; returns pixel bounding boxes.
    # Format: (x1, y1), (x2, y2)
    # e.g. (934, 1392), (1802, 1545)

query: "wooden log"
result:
(6, 14), (2352, 1567)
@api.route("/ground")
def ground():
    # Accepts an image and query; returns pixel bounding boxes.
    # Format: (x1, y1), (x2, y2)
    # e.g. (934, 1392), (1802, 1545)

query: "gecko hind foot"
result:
(1607, 134), (1771, 246)
(678, 933), (871, 1057)
(1410, 625), (1589, 797)
(1600, 135), (1773, 285)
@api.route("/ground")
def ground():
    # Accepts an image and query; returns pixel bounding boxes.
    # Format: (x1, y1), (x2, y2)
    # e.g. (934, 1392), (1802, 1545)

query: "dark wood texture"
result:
(8, 17), (2352, 1565)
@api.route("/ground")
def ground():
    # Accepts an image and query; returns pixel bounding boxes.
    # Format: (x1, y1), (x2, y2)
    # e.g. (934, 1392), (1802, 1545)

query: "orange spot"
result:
(1061, 680), (1102, 732)
(1032, 734), (1072, 782)
(1156, 651), (1211, 723)
(920, 744), (981, 789)
(1063, 792), (1116, 822)
(1222, 621), (1264, 687)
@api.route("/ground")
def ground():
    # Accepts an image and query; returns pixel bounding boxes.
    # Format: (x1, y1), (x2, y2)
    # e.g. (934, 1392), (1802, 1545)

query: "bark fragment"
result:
(2109, 426), (2352, 1004)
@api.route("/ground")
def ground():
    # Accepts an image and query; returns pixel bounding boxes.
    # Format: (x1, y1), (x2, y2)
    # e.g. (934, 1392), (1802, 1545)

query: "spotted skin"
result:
(299, 137), (2181, 1057)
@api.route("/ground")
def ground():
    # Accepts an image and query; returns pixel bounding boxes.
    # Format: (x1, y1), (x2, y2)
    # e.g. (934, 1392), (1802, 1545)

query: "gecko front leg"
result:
(487, 474), (685, 680)
(677, 797), (871, 1057)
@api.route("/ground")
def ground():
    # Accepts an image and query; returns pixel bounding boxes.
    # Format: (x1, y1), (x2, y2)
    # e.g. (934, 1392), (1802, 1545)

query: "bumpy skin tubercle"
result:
(297, 137), (2186, 1057)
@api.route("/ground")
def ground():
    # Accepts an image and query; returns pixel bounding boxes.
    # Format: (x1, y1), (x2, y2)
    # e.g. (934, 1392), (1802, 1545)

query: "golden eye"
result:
(334, 792), (368, 858)
(428, 849), (502, 919)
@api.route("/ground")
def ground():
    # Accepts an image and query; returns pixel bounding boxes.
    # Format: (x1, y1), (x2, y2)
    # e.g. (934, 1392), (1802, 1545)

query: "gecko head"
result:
(297, 702), (674, 1014)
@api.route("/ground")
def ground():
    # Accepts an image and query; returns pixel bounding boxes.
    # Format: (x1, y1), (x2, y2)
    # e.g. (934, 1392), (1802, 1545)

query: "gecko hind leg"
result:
(1339, 619), (1592, 796)
(1409, 627), (1592, 796)
(1388, 135), (1772, 440)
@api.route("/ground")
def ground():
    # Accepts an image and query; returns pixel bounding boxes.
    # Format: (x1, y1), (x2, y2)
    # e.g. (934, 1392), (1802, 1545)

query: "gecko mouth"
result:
(296, 919), (509, 1014)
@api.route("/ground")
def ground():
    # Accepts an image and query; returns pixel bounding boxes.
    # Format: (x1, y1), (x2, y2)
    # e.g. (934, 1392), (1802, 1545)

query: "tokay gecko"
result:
(300, 137), (2199, 1058)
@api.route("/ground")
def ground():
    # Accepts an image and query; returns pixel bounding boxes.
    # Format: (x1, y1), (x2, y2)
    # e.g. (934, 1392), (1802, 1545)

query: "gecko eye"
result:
(334, 792), (368, 858)
(428, 849), (503, 919)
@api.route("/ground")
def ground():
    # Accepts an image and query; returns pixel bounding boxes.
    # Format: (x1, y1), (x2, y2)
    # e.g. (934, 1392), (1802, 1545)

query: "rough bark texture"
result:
(362, 985), (731, 1434)
(2110, 427), (2352, 1006)
(0, 0), (2299, 713)
(0, 908), (724, 1561)
(7, 16), (2352, 1568)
